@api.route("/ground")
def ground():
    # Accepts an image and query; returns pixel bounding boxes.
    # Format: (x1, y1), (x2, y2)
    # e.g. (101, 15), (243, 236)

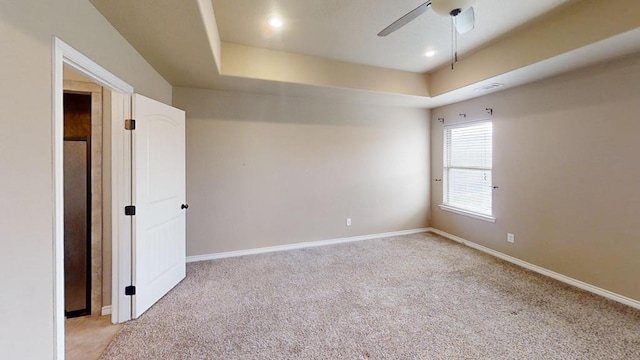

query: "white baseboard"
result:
(427, 227), (640, 310)
(186, 228), (430, 263)
(101, 305), (112, 316)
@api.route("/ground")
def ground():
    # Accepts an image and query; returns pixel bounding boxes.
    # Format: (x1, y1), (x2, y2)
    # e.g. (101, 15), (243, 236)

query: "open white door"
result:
(132, 94), (186, 317)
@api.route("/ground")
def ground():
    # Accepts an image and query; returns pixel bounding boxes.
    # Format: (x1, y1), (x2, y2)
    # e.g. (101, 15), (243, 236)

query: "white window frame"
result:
(439, 119), (495, 223)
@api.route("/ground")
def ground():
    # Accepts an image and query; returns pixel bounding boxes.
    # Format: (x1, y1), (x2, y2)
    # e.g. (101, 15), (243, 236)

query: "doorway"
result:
(63, 68), (125, 359)
(54, 38), (135, 360)
(54, 37), (186, 360)
(63, 71), (105, 318)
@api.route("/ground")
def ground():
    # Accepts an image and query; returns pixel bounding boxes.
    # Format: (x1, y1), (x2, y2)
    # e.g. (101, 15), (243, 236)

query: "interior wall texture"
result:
(173, 87), (430, 256)
(0, 0), (171, 358)
(430, 52), (640, 302)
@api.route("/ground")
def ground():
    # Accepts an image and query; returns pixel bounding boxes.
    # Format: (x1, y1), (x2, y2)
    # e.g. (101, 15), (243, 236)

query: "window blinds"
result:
(443, 121), (493, 216)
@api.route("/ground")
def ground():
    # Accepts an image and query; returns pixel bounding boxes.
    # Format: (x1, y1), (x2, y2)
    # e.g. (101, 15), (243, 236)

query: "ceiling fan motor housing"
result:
(432, 0), (475, 16)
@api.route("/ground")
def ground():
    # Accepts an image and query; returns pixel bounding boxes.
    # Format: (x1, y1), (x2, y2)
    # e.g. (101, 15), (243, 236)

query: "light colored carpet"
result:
(101, 232), (640, 359)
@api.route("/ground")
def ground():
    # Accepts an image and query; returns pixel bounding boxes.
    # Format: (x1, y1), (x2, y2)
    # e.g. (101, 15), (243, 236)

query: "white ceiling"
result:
(212, 0), (571, 73)
(89, 0), (640, 108)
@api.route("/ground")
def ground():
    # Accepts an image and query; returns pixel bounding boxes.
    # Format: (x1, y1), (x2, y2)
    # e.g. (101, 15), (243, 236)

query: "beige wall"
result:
(173, 87), (430, 256)
(221, 43), (430, 97)
(0, 0), (171, 358)
(430, 52), (640, 302)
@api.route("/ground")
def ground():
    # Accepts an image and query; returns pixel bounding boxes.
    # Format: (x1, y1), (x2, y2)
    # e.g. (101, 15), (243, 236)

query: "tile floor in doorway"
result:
(66, 315), (122, 360)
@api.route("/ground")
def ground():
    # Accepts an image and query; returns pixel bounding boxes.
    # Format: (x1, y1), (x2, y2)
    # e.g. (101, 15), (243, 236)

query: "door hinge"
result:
(125, 119), (136, 130)
(125, 205), (136, 216)
(125, 285), (136, 296)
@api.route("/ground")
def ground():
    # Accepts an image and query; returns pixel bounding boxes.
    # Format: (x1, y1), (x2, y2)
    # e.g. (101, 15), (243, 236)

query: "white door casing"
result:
(54, 38), (136, 359)
(132, 94), (187, 317)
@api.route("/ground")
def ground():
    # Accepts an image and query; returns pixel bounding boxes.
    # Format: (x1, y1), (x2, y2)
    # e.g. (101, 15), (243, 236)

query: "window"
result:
(441, 120), (494, 222)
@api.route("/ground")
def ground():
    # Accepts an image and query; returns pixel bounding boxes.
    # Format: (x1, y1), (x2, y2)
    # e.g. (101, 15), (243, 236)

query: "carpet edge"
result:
(186, 228), (430, 263)
(429, 227), (640, 310)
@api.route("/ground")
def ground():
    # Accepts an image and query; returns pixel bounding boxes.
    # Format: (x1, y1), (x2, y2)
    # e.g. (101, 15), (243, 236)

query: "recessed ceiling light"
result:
(268, 17), (283, 29)
(425, 50), (437, 57)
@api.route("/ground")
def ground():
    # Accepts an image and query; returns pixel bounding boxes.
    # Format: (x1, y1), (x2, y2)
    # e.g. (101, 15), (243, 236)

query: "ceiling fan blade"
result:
(377, 1), (432, 37)
(455, 6), (475, 34)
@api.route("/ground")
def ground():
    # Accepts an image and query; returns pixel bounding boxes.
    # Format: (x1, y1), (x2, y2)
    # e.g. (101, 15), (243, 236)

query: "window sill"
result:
(438, 205), (496, 223)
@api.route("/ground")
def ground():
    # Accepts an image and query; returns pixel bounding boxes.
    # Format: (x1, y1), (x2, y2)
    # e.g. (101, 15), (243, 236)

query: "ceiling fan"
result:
(378, 0), (477, 70)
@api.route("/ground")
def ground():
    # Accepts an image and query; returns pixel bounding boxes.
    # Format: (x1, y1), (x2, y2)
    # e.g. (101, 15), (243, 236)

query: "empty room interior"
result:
(1, 0), (640, 359)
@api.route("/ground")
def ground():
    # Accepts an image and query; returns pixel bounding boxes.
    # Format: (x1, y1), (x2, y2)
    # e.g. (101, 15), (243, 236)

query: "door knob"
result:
(181, 204), (189, 210)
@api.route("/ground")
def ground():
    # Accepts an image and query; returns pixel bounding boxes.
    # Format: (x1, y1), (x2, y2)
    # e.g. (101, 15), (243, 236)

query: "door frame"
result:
(53, 37), (134, 359)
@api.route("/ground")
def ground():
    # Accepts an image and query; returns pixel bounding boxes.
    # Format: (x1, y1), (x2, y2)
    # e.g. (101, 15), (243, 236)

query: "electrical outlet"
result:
(346, 218), (352, 227)
(507, 233), (515, 244)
